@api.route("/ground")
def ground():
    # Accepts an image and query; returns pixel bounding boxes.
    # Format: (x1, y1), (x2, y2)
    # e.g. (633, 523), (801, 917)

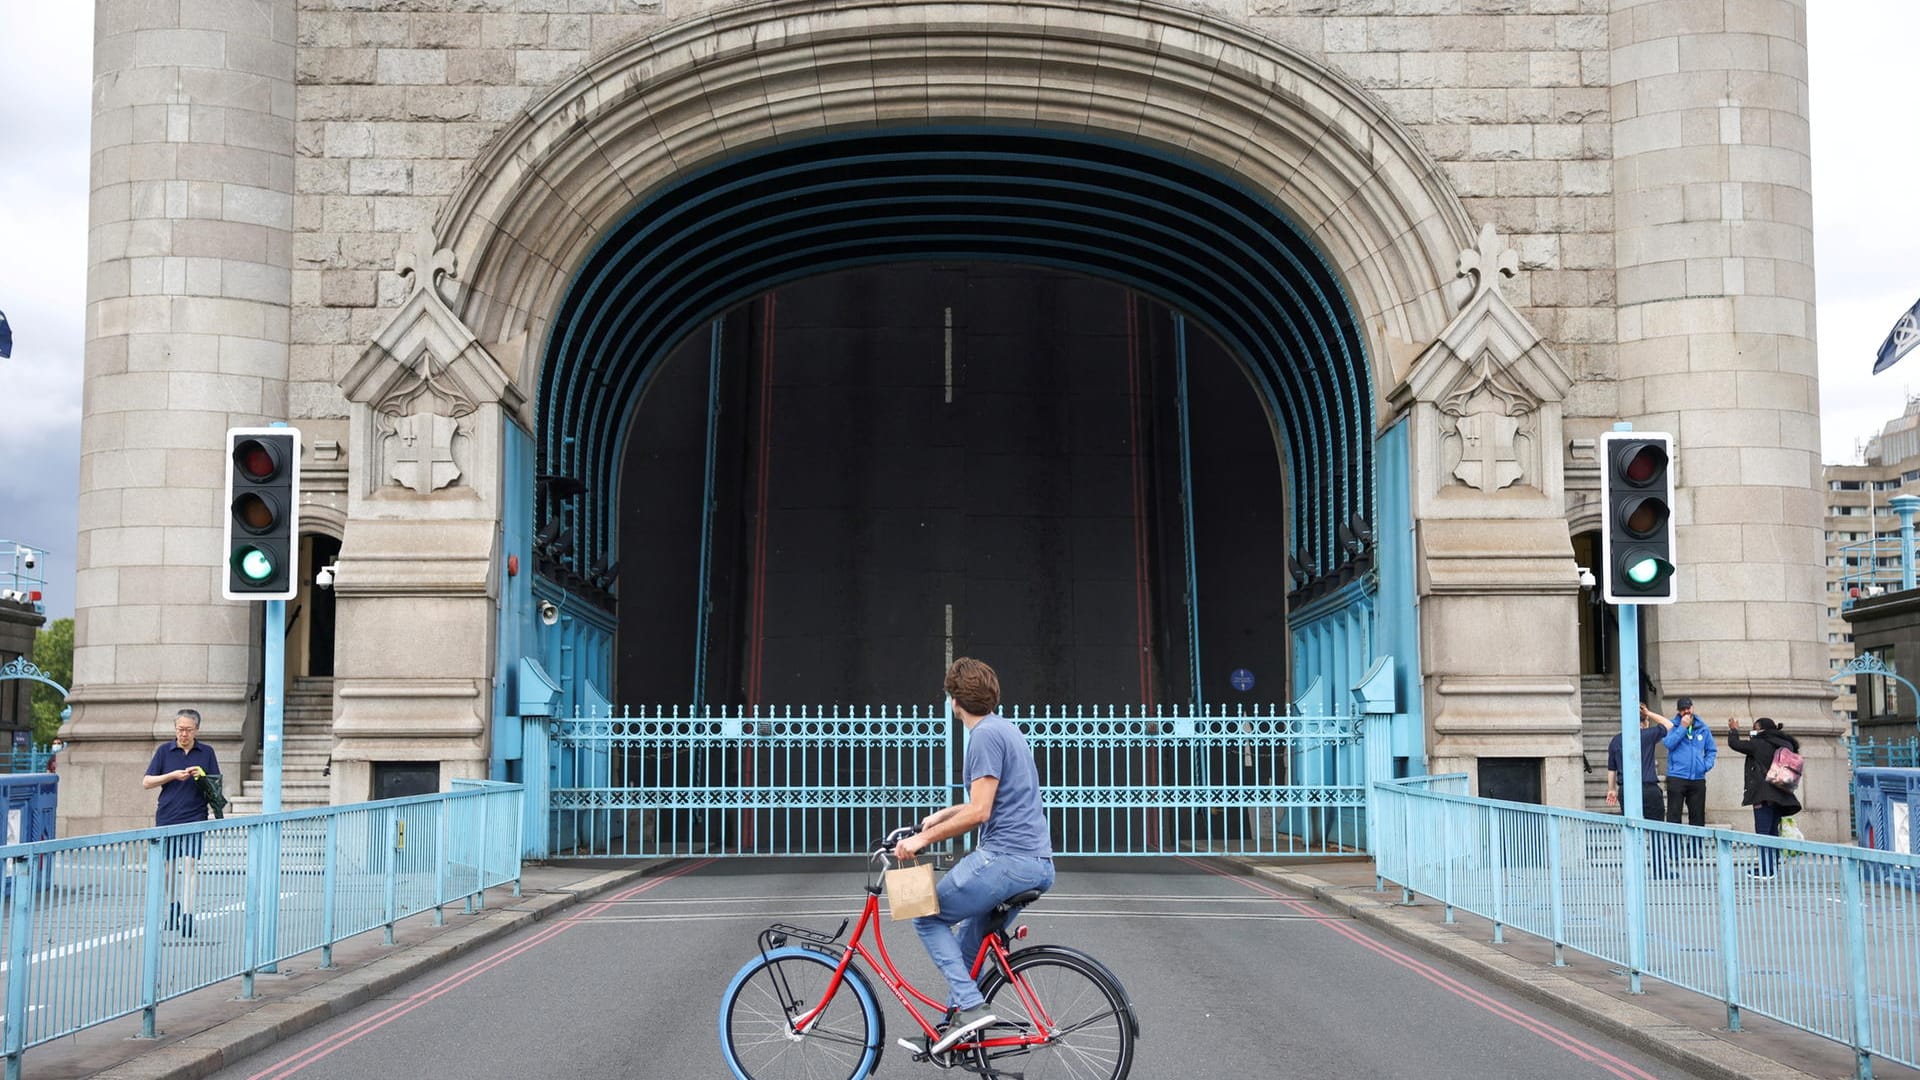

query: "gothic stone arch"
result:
(334, 0), (1582, 802)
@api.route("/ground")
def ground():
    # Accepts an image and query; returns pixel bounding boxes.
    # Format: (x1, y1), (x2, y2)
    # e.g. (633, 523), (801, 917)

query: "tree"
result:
(31, 617), (72, 747)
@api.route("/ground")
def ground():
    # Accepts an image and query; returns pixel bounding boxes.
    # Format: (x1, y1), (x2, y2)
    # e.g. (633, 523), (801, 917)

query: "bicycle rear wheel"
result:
(978, 947), (1136, 1080)
(718, 947), (880, 1080)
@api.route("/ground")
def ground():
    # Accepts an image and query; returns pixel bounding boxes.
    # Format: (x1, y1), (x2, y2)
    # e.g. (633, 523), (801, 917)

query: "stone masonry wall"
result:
(288, 0), (1617, 431)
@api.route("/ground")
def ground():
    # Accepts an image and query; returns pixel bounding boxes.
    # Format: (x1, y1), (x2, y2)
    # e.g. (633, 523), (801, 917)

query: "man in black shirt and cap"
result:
(1609, 705), (1674, 877)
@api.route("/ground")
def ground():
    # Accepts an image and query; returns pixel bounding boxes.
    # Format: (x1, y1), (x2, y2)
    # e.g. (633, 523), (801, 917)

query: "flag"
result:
(1874, 297), (1920, 374)
(0, 310), (10, 359)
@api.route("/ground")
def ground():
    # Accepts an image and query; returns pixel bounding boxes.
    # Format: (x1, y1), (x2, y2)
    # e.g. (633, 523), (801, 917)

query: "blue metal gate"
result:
(541, 702), (1377, 858)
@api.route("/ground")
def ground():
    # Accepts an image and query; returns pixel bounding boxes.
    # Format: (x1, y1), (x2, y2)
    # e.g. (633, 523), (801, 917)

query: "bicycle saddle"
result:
(993, 888), (1045, 916)
(986, 888), (1046, 942)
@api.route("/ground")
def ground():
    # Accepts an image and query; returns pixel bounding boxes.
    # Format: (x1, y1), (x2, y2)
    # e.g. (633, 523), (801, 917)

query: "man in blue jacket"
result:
(1661, 696), (1717, 840)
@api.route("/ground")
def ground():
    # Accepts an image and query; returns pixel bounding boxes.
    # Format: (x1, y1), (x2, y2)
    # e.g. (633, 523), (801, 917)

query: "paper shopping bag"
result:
(885, 861), (940, 920)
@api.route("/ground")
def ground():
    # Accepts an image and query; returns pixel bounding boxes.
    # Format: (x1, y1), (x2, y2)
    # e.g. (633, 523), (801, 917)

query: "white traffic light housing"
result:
(1599, 431), (1676, 605)
(223, 427), (301, 600)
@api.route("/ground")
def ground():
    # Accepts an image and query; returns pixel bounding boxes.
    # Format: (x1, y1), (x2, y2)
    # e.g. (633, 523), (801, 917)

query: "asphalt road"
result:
(204, 856), (1697, 1080)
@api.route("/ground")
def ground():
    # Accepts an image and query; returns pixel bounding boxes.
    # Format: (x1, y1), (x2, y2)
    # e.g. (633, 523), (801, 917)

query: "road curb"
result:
(87, 862), (672, 1080)
(1235, 862), (1822, 1080)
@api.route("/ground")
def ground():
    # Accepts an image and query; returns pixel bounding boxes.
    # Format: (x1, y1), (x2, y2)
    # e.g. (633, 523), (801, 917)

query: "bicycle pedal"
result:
(898, 1037), (931, 1061)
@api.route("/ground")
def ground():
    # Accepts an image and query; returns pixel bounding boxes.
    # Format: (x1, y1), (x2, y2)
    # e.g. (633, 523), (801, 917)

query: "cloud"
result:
(0, 6), (91, 619)
(1809, 1), (1920, 463)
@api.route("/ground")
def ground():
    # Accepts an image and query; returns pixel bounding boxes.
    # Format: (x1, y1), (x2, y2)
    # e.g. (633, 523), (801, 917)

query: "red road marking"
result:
(245, 860), (716, 1080)
(1176, 856), (1664, 1080)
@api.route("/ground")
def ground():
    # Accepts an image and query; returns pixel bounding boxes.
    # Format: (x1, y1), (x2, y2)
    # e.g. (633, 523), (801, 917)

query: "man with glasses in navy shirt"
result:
(142, 708), (221, 936)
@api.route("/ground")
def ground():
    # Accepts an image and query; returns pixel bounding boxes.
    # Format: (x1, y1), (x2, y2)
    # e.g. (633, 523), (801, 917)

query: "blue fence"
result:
(1851, 736), (1920, 770)
(0, 753), (52, 775)
(1373, 777), (1920, 1079)
(0, 781), (523, 1080)
(545, 703), (1381, 858)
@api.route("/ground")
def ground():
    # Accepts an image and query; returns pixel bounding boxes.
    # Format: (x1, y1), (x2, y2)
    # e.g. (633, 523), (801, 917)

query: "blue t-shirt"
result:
(146, 742), (221, 826)
(966, 714), (1052, 859)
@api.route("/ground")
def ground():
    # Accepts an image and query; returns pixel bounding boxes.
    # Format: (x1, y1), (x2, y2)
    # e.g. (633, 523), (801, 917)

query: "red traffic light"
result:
(1612, 441), (1667, 486)
(233, 438), (283, 481)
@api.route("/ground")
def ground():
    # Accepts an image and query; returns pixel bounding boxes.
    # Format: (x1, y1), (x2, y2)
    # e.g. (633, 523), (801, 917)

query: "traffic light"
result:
(223, 427), (301, 600)
(1599, 431), (1676, 605)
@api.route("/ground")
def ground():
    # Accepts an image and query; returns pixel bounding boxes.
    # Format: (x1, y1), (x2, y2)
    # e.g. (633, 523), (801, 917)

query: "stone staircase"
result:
(228, 677), (334, 815)
(1580, 674), (1623, 814)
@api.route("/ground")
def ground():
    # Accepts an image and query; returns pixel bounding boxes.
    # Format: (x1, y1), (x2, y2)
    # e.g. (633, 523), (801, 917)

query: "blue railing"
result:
(0, 752), (52, 775)
(1851, 736), (1920, 769)
(1373, 777), (1920, 1079)
(546, 703), (1381, 858)
(1837, 537), (1913, 606)
(0, 781), (523, 1080)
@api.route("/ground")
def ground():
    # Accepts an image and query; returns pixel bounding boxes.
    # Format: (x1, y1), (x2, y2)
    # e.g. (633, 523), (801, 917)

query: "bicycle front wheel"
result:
(718, 947), (880, 1080)
(979, 946), (1136, 1080)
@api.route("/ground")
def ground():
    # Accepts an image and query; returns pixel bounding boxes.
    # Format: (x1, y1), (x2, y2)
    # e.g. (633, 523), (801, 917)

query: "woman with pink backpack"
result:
(1726, 716), (1803, 879)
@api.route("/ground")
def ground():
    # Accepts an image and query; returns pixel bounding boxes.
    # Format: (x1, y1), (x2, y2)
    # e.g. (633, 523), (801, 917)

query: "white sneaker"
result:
(930, 1006), (998, 1054)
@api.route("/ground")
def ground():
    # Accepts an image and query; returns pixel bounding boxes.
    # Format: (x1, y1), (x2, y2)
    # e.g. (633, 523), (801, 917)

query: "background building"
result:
(1825, 398), (1920, 734)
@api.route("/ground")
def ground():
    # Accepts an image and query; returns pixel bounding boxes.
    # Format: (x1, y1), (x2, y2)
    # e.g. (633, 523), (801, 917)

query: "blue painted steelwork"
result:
(1373, 777), (1920, 1080)
(529, 592), (616, 858)
(1851, 736), (1920, 769)
(1372, 420), (1424, 768)
(693, 318), (724, 707)
(546, 703), (1371, 858)
(1173, 315), (1203, 708)
(0, 752), (53, 774)
(1896, 494), (1920, 591)
(0, 657), (65, 700)
(0, 782), (522, 1080)
(1618, 598), (1648, 993)
(535, 129), (1372, 603)
(1288, 579), (1378, 845)
(263, 599), (285, 814)
(492, 420), (537, 775)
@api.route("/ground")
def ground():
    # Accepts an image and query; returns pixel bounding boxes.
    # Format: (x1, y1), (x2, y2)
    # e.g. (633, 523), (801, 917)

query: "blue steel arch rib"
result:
(536, 128), (1371, 605)
(574, 220), (1325, 561)
(545, 146), (1358, 572)
(564, 180), (1342, 555)
(552, 158), (1356, 535)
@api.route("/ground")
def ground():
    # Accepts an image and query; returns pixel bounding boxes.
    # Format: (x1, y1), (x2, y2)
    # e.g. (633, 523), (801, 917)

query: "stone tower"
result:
(1609, 0), (1836, 831)
(65, 0), (297, 832)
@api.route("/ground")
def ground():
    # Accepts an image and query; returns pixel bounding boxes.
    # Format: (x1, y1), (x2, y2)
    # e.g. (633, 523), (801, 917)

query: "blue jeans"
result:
(913, 848), (1055, 1010)
(1753, 803), (1784, 873)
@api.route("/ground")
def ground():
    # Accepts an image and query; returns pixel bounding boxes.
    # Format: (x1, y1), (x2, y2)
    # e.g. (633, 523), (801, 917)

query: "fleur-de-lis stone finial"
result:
(397, 230), (458, 305)
(1456, 223), (1519, 306)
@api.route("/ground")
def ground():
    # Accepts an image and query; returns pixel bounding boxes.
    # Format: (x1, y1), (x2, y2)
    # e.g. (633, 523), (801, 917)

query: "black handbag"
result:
(196, 773), (229, 819)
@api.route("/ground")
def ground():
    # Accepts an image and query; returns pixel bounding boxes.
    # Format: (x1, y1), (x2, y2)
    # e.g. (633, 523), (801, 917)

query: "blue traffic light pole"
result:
(264, 598), (285, 814)
(1612, 420), (1648, 993)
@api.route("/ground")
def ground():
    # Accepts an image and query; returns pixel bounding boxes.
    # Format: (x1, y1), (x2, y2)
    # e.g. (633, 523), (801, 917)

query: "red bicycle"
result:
(718, 826), (1138, 1080)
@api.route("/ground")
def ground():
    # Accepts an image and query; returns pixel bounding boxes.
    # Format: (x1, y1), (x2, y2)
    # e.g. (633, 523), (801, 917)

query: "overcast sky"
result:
(2, 5), (1916, 622)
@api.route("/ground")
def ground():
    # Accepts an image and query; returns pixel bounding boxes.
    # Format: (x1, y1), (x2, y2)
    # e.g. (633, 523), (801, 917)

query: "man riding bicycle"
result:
(895, 657), (1056, 1054)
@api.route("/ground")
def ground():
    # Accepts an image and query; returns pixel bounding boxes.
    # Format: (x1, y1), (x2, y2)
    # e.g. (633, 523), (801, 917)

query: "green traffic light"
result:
(1623, 554), (1674, 588)
(237, 547), (275, 582)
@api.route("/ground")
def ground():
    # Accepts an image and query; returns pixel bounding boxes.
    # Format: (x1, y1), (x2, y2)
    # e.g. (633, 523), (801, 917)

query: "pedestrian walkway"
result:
(21, 854), (1913, 1080)
(1231, 856), (1920, 1080)
(17, 860), (666, 1080)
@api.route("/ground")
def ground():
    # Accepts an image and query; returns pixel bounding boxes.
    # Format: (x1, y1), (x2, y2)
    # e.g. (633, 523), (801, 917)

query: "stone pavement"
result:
(1228, 856), (1920, 1080)
(18, 860), (668, 1080)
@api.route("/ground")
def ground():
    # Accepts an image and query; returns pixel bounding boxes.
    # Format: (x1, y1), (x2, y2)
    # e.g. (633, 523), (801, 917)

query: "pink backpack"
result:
(1765, 745), (1804, 791)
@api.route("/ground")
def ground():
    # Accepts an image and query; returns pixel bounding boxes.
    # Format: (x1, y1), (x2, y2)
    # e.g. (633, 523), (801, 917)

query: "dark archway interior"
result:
(536, 128), (1373, 619)
(613, 264), (1290, 707)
